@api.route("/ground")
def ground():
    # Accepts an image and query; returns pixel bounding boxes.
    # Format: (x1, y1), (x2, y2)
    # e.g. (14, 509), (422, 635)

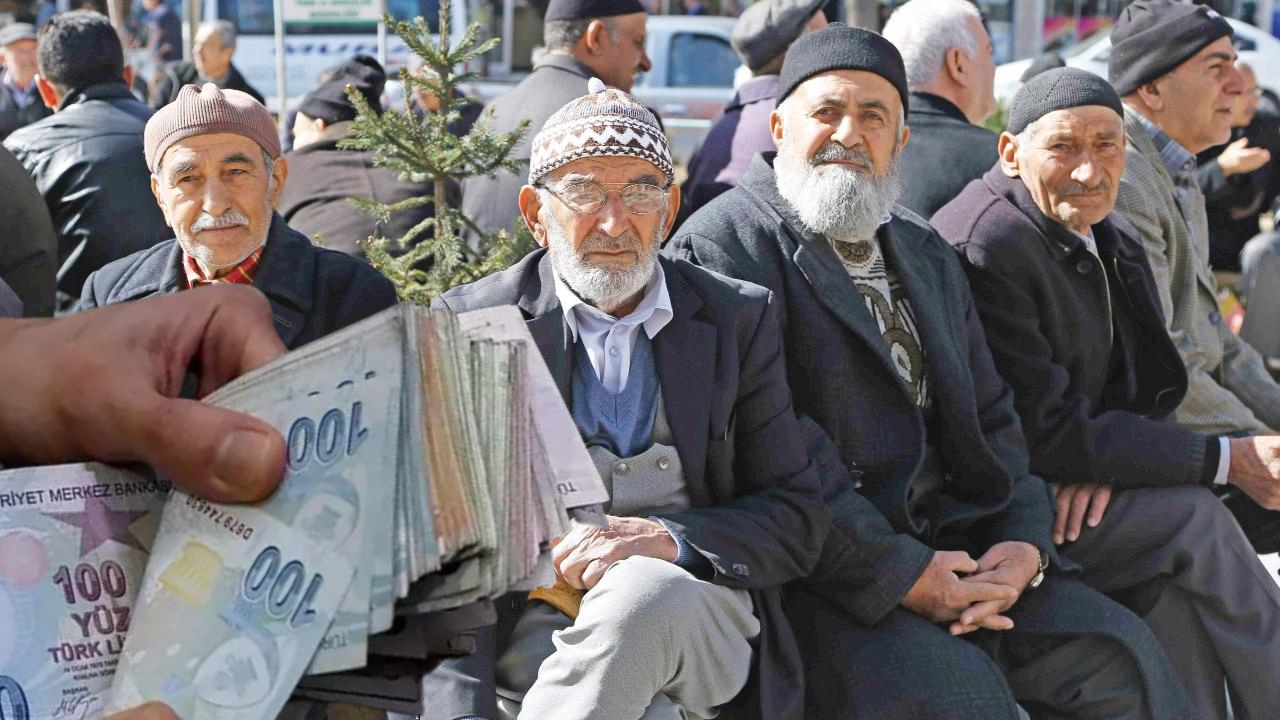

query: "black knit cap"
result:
(1007, 67), (1124, 134)
(1108, 0), (1232, 96)
(544, 0), (645, 22)
(298, 54), (386, 124)
(776, 22), (909, 115)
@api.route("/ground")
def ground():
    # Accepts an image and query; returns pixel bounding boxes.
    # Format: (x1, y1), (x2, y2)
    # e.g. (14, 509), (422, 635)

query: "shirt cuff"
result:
(1214, 436), (1232, 485)
(652, 517), (715, 580)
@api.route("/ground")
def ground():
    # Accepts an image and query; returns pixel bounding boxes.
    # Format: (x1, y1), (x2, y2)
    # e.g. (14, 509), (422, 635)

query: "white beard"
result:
(176, 203), (272, 274)
(546, 213), (666, 314)
(774, 139), (901, 241)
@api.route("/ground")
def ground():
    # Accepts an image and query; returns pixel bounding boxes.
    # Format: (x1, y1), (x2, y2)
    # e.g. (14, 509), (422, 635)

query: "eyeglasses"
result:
(539, 180), (669, 215)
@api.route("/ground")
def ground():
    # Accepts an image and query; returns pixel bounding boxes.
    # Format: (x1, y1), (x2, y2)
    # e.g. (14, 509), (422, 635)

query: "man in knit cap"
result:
(1108, 0), (1280, 556)
(76, 83), (396, 349)
(671, 23), (1191, 718)
(678, 0), (827, 224)
(934, 66), (1280, 719)
(459, 0), (651, 244)
(431, 78), (828, 720)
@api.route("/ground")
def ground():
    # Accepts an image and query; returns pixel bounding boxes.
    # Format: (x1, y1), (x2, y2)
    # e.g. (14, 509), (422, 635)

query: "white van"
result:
(205, 0), (467, 107)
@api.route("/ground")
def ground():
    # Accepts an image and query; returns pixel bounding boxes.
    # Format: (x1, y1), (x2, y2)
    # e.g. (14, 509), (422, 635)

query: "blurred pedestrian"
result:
(0, 146), (56, 316)
(460, 0), (651, 243)
(679, 0), (826, 225)
(4, 11), (167, 314)
(78, 83), (396, 348)
(0, 23), (52, 140)
(883, 0), (999, 219)
(407, 52), (483, 137)
(280, 55), (438, 260)
(151, 20), (264, 108)
(141, 0), (183, 63)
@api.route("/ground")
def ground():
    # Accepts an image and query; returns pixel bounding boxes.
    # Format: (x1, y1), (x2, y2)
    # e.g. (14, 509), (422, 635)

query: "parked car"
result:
(994, 17), (1280, 102)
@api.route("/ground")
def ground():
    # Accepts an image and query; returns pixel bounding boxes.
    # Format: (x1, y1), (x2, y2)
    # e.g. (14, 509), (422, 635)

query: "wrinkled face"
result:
(1003, 106), (1125, 234)
(194, 28), (234, 79)
(1152, 36), (1242, 152)
(151, 133), (286, 275)
(522, 156), (677, 311)
(1233, 64), (1260, 128)
(965, 16), (998, 124)
(1, 39), (37, 85)
(594, 13), (651, 92)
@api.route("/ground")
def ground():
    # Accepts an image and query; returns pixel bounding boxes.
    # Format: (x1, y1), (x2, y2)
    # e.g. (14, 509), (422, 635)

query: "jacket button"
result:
(732, 563), (750, 577)
(657, 456), (670, 470)
(1210, 311), (1222, 325)
(1076, 260), (1092, 274)
(616, 462), (630, 474)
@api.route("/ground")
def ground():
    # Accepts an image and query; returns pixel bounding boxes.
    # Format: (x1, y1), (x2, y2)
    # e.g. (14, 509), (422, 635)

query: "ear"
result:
(661, 183), (680, 243)
(269, 156), (289, 208)
(518, 185), (548, 247)
(1134, 81), (1165, 113)
(122, 64), (135, 89)
(998, 131), (1020, 177)
(945, 47), (968, 86)
(150, 173), (173, 227)
(769, 109), (784, 147)
(583, 19), (609, 55)
(896, 121), (910, 155)
(35, 75), (59, 109)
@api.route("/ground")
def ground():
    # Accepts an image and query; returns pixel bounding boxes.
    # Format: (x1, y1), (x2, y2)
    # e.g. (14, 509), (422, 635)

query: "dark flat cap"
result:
(1108, 0), (1232, 96)
(731, 0), (825, 72)
(545, 0), (645, 22)
(1007, 67), (1123, 135)
(298, 54), (386, 124)
(1020, 51), (1066, 83)
(777, 22), (908, 114)
(0, 23), (36, 47)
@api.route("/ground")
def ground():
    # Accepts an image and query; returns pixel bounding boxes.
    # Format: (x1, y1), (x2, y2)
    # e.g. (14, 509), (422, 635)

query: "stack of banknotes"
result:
(0, 303), (608, 720)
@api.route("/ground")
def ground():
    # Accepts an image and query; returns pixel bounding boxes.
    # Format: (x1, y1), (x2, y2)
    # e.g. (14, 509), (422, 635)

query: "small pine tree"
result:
(340, 0), (535, 304)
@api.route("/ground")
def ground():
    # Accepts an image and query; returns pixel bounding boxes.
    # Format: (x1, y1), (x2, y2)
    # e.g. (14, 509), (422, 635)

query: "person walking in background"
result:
(150, 20), (264, 108)
(0, 23), (51, 140)
(141, 0), (183, 63)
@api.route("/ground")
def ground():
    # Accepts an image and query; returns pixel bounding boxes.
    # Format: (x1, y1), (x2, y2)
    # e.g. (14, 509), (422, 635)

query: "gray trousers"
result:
(1061, 485), (1280, 720)
(495, 555), (758, 720)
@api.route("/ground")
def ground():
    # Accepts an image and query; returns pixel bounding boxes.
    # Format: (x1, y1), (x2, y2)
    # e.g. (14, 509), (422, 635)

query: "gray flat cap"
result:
(731, 0), (826, 72)
(0, 23), (36, 47)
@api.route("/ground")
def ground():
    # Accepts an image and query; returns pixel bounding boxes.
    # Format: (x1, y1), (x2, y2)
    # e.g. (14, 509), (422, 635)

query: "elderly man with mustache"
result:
(934, 67), (1280, 720)
(669, 23), (1190, 720)
(75, 83), (396, 349)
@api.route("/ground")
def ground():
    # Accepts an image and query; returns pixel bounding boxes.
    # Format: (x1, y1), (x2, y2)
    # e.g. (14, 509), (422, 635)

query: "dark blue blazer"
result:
(76, 214), (398, 349)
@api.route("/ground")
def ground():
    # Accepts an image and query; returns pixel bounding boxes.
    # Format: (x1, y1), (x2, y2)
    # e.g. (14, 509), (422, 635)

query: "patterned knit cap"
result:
(528, 77), (673, 185)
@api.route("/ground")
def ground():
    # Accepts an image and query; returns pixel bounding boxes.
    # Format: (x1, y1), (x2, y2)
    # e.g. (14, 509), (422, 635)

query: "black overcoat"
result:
(896, 92), (999, 219)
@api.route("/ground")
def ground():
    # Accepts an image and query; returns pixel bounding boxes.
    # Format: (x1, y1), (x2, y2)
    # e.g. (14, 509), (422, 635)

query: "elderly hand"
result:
(1051, 483), (1113, 544)
(947, 541), (1041, 636)
(552, 515), (680, 590)
(0, 285), (287, 502)
(1228, 436), (1280, 509)
(104, 702), (181, 720)
(1217, 136), (1271, 177)
(900, 550), (1018, 629)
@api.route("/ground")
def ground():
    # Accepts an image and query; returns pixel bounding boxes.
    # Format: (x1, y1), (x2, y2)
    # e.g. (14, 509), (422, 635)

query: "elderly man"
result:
(430, 79), (828, 720)
(77, 83), (396, 348)
(280, 55), (435, 260)
(882, 0), (999, 219)
(460, 0), (651, 242)
(679, 0), (826, 224)
(5, 11), (167, 315)
(670, 24), (1190, 719)
(934, 67), (1280, 720)
(151, 21), (264, 109)
(0, 23), (51, 140)
(1109, 0), (1280, 551)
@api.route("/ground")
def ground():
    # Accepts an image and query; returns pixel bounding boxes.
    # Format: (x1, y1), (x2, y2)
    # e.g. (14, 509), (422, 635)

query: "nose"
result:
(637, 49), (652, 74)
(830, 114), (861, 152)
(200, 177), (232, 218)
(594, 191), (630, 237)
(1224, 63), (1245, 96)
(1072, 157), (1103, 187)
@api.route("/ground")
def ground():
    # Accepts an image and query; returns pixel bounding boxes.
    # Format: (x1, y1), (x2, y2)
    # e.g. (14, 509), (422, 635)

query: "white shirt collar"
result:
(553, 260), (673, 342)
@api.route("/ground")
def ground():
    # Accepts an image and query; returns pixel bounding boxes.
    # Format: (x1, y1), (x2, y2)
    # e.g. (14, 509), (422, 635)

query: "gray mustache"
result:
(812, 142), (873, 168)
(1057, 179), (1112, 196)
(191, 210), (250, 233)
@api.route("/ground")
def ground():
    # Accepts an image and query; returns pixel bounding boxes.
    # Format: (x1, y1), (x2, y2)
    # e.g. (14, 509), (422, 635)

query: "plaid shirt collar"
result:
(1130, 108), (1198, 189)
(183, 246), (264, 289)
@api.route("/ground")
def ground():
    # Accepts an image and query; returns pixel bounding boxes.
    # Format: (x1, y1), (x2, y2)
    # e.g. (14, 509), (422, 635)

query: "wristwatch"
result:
(1028, 548), (1049, 590)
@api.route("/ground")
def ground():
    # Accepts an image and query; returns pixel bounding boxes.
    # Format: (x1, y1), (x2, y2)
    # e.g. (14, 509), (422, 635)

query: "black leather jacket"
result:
(4, 82), (168, 306)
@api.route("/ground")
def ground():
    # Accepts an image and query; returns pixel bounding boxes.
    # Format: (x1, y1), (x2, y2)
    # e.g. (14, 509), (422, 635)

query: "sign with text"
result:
(283, 0), (380, 25)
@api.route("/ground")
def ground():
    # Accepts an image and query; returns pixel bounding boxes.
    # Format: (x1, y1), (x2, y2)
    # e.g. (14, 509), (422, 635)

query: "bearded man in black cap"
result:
(459, 0), (651, 243)
(934, 67), (1280, 720)
(278, 55), (435, 260)
(670, 23), (1192, 720)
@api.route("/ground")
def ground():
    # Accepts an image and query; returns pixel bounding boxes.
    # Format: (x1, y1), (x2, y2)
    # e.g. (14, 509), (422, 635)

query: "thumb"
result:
(1231, 136), (1250, 149)
(127, 395), (286, 503)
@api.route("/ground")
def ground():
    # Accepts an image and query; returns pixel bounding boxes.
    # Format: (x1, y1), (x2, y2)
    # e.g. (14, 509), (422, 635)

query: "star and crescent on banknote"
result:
(0, 304), (608, 720)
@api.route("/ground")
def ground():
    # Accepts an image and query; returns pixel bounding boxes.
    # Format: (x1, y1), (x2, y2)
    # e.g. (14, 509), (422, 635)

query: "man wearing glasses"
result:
(429, 78), (828, 720)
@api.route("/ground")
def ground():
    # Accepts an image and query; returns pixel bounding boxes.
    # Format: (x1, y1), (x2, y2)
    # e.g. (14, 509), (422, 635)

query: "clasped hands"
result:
(901, 541), (1040, 636)
(551, 515), (680, 590)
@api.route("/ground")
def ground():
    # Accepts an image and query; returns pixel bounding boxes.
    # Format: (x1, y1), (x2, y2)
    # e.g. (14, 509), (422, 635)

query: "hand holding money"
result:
(0, 285), (287, 502)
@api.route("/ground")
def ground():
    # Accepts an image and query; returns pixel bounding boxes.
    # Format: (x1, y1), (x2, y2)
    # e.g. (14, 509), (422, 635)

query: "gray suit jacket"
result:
(434, 250), (831, 719)
(1116, 106), (1280, 434)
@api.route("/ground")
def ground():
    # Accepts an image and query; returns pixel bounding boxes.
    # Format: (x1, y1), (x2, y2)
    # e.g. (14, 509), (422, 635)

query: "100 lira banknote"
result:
(0, 463), (169, 720)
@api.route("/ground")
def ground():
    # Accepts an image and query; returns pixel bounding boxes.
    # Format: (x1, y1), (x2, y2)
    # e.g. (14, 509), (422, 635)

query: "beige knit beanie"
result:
(144, 83), (281, 173)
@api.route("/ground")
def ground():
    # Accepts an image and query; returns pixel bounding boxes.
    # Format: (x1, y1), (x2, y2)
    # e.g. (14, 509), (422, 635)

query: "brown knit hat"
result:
(145, 83), (281, 173)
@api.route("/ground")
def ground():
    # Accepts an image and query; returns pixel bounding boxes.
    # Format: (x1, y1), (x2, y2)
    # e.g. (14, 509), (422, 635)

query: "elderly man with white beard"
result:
(669, 23), (1192, 720)
(429, 78), (829, 720)
(76, 83), (396, 349)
